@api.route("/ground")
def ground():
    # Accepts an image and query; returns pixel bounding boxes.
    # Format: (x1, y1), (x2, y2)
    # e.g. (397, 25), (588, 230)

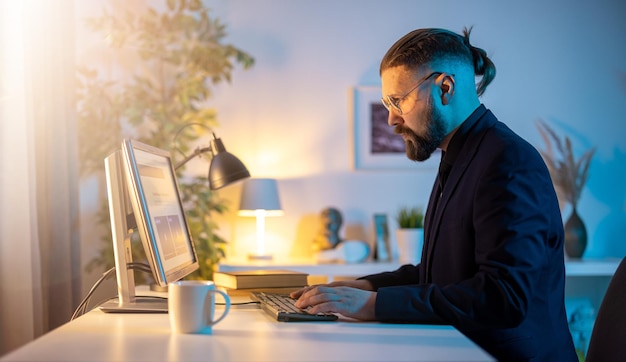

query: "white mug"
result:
(168, 280), (230, 334)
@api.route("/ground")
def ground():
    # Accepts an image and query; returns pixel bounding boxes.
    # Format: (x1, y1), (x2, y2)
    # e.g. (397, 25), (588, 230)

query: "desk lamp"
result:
(238, 178), (283, 260)
(173, 123), (250, 189)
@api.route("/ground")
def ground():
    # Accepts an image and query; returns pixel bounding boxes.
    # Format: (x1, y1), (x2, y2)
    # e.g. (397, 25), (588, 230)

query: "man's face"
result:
(381, 66), (447, 162)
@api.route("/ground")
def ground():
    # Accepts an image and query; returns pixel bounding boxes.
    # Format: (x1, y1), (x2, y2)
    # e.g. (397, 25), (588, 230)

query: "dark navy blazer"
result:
(363, 106), (577, 361)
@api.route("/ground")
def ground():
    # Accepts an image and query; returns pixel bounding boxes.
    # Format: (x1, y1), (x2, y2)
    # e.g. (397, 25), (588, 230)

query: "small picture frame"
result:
(373, 214), (390, 261)
(351, 86), (440, 170)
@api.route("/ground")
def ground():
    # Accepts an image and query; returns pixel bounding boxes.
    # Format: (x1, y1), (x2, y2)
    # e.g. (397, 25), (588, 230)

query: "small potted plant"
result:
(394, 206), (424, 264)
(396, 207), (424, 229)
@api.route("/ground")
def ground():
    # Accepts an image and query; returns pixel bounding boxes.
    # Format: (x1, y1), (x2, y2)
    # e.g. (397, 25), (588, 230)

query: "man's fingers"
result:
(295, 286), (342, 308)
(290, 284), (324, 298)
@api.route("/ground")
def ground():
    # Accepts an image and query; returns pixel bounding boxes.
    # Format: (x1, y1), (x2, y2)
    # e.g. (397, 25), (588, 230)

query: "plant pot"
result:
(564, 208), (587, 259)
(396, 228), (424, 264)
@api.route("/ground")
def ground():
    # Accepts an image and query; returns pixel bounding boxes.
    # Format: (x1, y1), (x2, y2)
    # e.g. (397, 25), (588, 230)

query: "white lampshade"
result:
(238, 178), (283, 260)
(238, 178), (283, 216)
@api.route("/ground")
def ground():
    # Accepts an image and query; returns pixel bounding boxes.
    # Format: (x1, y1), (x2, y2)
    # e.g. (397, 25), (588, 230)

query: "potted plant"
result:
(396, 207), (424, 229)
(394, 206), (424, 264)
(79, 0), (255, 281)
(536, 120), (595, 258)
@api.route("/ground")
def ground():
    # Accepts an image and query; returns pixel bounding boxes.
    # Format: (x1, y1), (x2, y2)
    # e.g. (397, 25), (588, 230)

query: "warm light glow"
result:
(233, 124), (328, 179)
(240, 209), (284, 260)
(1, 2), (26, 104)
(238, 209), (284, 217)
(254, 210), (267, 256)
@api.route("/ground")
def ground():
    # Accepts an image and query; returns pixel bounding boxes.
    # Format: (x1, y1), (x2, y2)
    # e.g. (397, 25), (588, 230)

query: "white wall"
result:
(77, 0), (626, 271)
(196, 0), (626, 260)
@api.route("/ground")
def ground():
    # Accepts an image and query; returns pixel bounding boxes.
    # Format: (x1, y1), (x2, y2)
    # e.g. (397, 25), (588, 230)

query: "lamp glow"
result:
(238, 178), (283, 260)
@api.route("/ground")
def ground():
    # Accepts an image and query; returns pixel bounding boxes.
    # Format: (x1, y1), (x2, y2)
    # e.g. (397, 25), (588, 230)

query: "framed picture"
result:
(351, 86), (440, 170)
(373, 213), (391, 262)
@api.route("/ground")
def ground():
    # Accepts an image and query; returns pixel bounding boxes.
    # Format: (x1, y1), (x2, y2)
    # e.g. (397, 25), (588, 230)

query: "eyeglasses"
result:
(381, 72), (443, 115)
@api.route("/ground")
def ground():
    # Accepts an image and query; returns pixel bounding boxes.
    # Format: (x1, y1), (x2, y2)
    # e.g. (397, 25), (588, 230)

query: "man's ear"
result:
(440, 75), (454, 105)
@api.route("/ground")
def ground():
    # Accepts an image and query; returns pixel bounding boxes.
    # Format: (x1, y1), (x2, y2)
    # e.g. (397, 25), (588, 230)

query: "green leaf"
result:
(396, 207), (424, 228)
(78, 0), (254, 280)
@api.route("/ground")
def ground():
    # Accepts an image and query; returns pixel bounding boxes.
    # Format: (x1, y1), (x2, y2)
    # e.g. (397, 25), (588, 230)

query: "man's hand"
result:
(290, 280), (377, 320)
(290, 279), (374, 298)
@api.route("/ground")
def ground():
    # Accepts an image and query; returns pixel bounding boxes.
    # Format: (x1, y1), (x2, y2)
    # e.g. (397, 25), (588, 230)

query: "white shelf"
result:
(219, 258), (620, 279)
(218, 259), (399, 281)
(564, 258), (621, 277)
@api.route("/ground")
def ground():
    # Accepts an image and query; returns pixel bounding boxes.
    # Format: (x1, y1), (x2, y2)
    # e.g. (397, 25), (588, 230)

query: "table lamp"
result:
(238, 178), (283, 260)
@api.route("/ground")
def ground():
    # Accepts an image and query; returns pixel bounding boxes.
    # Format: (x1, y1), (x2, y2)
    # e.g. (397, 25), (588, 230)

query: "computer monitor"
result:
(99, 139), (199, 313)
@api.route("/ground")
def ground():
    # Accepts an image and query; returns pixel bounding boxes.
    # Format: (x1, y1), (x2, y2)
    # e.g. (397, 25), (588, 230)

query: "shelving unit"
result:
(563, 258), (620, 315)
(218, 258), (620, 310)
(564, 258), (620, 276)
(218, 259), (399, 282)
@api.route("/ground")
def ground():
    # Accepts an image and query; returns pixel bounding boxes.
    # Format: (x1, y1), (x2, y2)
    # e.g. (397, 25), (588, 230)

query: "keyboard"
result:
(250, 292), (338, 322)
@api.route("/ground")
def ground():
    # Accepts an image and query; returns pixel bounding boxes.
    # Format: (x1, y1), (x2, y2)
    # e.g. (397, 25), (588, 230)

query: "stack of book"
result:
(213, 269), (309, 297)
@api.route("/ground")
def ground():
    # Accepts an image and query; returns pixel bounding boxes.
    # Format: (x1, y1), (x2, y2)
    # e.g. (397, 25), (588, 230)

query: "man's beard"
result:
(394, 103), (447, 162)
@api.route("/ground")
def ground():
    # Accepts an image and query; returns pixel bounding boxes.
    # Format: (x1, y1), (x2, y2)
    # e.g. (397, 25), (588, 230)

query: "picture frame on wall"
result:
(351, 86), (440, 170)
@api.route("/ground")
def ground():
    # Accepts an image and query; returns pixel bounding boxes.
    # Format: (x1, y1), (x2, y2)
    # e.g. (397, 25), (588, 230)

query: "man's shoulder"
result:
(476, 114), (537, 153)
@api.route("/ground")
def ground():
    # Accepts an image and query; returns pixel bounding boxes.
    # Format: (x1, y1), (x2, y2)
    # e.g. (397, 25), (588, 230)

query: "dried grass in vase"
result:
(536, 120), (596, 211)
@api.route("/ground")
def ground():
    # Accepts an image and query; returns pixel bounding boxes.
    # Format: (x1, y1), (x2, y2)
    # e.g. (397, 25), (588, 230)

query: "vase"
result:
(564, 208), (587, 259)
(396, 228), (424, 264)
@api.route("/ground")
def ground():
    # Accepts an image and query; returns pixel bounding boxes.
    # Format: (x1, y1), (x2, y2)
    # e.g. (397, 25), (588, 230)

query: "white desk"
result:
(2, 303), (494, 361)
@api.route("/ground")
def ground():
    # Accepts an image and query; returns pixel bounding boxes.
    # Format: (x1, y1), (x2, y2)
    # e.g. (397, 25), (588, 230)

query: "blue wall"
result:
(76, 0), (626, 260)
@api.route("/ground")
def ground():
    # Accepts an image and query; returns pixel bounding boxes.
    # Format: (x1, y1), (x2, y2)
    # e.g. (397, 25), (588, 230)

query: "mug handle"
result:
(208, 289), (231, 325)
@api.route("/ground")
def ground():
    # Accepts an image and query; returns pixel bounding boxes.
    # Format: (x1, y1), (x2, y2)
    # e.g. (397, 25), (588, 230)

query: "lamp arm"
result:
(174, 146), (212, 170)
(172, 122), (219, 170)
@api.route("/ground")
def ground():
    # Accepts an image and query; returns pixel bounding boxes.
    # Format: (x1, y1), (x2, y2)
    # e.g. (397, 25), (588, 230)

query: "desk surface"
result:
(2, 302), (493, 361)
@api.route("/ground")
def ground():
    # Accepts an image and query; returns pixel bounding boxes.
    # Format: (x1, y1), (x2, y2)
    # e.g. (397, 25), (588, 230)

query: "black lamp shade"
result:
(208, 137), (250, 190)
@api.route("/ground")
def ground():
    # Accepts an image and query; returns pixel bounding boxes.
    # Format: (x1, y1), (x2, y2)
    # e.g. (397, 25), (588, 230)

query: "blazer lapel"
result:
(421, 109), (495, 283)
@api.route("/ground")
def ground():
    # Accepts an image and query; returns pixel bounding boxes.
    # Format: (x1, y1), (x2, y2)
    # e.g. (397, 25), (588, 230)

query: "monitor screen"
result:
(100, 139), (199, 313)
(124, 139), (198, 285)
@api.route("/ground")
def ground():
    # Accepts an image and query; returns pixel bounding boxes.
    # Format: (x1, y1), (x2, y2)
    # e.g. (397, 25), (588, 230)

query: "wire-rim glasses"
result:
(381, 72), (443, 115)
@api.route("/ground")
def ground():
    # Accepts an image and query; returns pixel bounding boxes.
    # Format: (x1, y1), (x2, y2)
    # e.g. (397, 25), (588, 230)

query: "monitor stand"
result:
(99, 151), (169, 314)
(99, 296), (168, 313)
